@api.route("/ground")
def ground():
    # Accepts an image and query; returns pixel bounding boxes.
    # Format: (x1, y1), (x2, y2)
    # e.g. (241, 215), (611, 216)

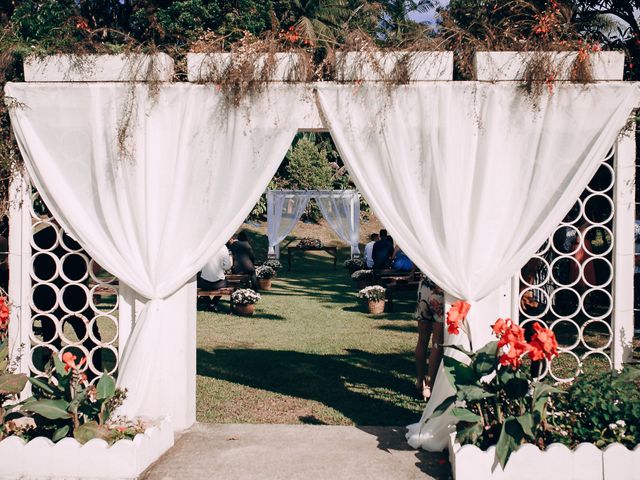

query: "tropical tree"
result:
(284, 0), (352, 46)
(379, 0), (435, 40)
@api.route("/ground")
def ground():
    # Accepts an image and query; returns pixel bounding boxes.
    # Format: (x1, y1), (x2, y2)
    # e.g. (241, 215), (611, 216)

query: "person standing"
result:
(364, 233), (379, 268)
(198, 244), (232, 312)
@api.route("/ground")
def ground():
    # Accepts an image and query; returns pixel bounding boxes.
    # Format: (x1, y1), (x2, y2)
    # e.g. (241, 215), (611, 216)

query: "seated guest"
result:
(198, 244), (232, 311)
(364, 233), (379, 268)
(391, 246), (414, 272)
(372, 229), (394, 269)
(229, 231), (258, 289)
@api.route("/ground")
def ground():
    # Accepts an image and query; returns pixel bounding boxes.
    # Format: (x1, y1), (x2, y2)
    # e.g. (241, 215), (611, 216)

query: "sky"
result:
(407, 1), (450, 25)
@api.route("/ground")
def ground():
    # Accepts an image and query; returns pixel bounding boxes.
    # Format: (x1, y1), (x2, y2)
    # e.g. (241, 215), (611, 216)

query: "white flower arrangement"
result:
(344, 258), (365, 271)
(263, 259), (282, 270)
(256, 265), (276, 279)
(351, 269), (373, 280)
(358, 285), (386, 302)
(231, 288), (261, 305)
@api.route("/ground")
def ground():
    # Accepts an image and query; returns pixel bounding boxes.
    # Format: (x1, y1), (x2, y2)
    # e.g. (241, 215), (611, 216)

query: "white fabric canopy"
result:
(6, 83), (313, 427)
(266, 189), (360, 256)
(317, 82), (640, 450)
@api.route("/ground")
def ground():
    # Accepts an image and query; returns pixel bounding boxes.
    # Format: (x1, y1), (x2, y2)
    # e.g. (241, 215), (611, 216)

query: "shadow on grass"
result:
(197, 347), (423, 426)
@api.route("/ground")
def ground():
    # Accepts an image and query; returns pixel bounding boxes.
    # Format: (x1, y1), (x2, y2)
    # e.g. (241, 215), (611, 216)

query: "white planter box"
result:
(449, 431), (640, 480)
(473, 51), (624, 81)
(336, 51), (453, 81)
(0, 418), (174, 479)
(187, 52), (308, 82)
(24, 54), (175, 82)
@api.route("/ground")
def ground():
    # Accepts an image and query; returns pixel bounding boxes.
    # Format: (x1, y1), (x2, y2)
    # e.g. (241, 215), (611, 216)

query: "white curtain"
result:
(315, 191), (361, 256)
(6, 82), (311, 427)
(266, 190), (312, 257)
(317, 82), (640, 449)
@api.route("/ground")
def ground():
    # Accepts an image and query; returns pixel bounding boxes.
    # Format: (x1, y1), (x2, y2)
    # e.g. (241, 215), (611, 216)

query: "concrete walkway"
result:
(142, 424), (451, 480)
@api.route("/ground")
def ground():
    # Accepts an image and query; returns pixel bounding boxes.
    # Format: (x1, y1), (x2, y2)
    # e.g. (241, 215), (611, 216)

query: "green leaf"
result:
(429, 395), (455, 419)
(73, 421), (113, 444)
(451, 407), (482, 423)
(532, 382), (563, 403)
(456, 422), (483, 445)
(53, 355), (67, 377)
(0, 373), (28, 394)
(96, 374), (116, 400)
(52, 425), (70, 442)
(28, 376), (55, 395)
(444, 356), (477, 388)
(23, 399), (70, 420)
(504, 377), (529, 400)
(516, 413), (535, 439)
(476, 341), (498, 357)
(473, 342), (498, 377)
(443, 344), (474, 358)
(458, 384), (495, 402)
(495, 418), (524, 469)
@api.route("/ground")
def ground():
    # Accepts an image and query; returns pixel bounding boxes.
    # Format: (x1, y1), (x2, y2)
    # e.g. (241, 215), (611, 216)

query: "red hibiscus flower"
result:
(446, 301), (471, 335)
(61, 352), (86, 372)
(492, 318), (530, 370)
(0, 297), (9, 331)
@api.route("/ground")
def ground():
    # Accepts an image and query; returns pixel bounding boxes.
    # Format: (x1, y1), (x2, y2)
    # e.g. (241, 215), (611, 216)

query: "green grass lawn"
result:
(196, 248), (426, 426)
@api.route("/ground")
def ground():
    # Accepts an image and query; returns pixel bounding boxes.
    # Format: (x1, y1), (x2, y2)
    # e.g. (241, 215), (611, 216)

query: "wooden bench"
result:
(197, 287), (236, 314)
(380, 272), (423, 312)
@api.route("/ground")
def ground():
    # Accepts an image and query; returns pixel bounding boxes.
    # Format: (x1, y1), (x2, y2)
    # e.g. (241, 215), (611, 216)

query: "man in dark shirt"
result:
(372, 229), (394, 269)
(228, 231), (258, 289)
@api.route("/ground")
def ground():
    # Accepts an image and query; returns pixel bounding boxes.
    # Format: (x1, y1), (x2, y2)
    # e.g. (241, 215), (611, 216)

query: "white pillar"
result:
(612, 128), (636, 369)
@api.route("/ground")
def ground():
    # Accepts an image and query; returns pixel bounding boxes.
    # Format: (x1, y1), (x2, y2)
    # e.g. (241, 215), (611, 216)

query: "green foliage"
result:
(549, 367), (640, 448)
(432, 342), (563, 469)
(11, 0), (78, 44)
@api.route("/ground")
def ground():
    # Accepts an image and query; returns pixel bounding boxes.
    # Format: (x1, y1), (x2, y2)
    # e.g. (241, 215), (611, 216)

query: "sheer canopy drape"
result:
(317, 82), (640, 449)
(266, 189), (360, 256)
(6, 83), (313, 427)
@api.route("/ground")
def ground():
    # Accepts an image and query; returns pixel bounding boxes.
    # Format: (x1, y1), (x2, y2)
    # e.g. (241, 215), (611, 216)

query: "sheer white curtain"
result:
(266, 190), (312, 257)
(315, 191), (360, 256)
(317, 82), (640, 449)
(6, 82), (311, 428)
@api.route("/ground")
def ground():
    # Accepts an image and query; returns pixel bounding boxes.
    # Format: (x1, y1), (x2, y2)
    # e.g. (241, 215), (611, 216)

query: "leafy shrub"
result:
(358, 285), (385, 301)
(548, 367), (640, 449)
(231, 288), (260, 305)
(256, 265), (276, 279)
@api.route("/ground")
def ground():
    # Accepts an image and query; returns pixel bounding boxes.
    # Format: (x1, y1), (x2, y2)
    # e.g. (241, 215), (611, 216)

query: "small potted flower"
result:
(298, 237), (322, 250)
(344, 257), (365, 274)
(351, 269), (374, 289)
(358, 285), (386, 314)
(263, 259), (282, 275)
(231, 288), (261, 316)
(256, 265), (276, 290)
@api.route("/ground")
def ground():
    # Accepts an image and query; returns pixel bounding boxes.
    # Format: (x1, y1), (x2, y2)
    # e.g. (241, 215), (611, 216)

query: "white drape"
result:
(6, 83), (312, 427)
(266, 190), (312, 257)
(315, 191), (361, 256)
(317, 82), (640, 449)
(266, 189), (360, 256)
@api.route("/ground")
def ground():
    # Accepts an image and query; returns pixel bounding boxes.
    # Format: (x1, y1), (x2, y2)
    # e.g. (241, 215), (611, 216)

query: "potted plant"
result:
(358, 285), (386, 314)
(434, 301), (640, 479)
(263, 259), (282, 276)
(351, 269), (374, 289)
(344, 258), (366, 274)
(298, 237), (322, 250)
(231, 288), (261, 316)
(256, 265), (276, 290)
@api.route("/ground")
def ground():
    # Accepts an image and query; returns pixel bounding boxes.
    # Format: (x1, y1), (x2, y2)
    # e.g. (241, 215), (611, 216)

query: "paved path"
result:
(142, 424), (450, 480)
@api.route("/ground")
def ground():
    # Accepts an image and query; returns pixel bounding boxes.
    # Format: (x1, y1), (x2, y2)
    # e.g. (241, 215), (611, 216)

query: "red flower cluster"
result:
(446, 301), (471, 335)
(0, 297), (9, 332)
(492, 318), (558, 370)
(61, 352), (86, 372)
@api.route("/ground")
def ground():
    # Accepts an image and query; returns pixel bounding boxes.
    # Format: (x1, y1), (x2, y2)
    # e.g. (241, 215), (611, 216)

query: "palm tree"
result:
(379, 0), (435, 40)
(288, 0), (351, 46)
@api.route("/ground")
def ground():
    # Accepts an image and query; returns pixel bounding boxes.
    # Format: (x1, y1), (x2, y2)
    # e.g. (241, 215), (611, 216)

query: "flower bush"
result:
(256, 265), (276, 279)
(432, 303), (561, 468)
(231, 288), (261, 305)
(344, 258), (365, 273)
(547, 367), (640, 449)
(351, 269), (373, 281)
(263, 259), (282, 270)
(297, 237), (322, 250)
(358, 285), (385, 302)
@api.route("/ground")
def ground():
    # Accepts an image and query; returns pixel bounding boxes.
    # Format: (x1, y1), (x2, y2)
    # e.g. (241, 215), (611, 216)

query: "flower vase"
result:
(368, 300), (385, 314)
(234, 304), (256, 316)
(258, 278), (272, 290)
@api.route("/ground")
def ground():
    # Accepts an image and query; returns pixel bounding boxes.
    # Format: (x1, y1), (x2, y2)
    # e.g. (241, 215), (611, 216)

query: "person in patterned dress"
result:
(414, 276), (445, 400)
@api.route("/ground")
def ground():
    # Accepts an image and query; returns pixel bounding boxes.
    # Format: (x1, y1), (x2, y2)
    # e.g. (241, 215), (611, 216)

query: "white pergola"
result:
(266, 189), (360, 258)
(4, 52), (638, 460)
